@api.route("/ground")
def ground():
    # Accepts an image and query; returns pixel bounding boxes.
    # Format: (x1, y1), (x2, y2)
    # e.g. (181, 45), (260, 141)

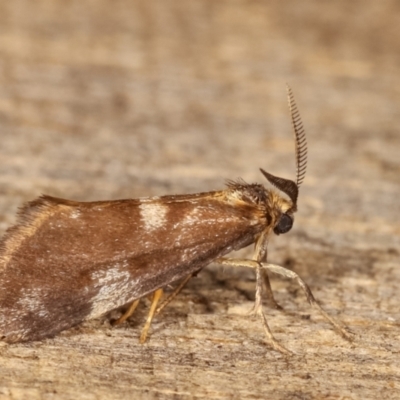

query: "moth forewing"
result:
(0, 187), (268, 343)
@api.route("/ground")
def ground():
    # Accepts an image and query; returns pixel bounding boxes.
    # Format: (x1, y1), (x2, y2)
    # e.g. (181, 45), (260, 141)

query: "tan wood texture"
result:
(0, 1), (399, 399)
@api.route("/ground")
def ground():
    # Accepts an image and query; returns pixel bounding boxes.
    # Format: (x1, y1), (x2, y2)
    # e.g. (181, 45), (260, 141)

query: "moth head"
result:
(261, 85), (307, 235)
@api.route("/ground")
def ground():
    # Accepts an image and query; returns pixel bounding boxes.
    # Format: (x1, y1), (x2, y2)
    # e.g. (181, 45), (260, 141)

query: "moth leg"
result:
(139, 288), (163, 344)
(217, 257), (262, 312)
(262, 270), (283, 310)
(156, 274), (193, 315)
(252, 232), (282, 310)
(261, 263), (354, 341)
(248, 269), (282, 313)
(216, 258), (291, 355)
(112, 299), (140, 326)
(258, 304), (291, 355)
(247, 265), (263, 315)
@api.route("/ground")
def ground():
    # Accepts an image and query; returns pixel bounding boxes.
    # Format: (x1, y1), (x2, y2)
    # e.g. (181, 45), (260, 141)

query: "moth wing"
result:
(0, 193), (265, 342)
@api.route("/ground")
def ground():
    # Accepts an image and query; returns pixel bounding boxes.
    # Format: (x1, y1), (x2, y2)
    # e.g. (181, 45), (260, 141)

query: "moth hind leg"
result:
(113, 274), (194, 343)
(156, 273), (194, 315)
(139, 288), (163, 344)
(111, 289), (163, 343)
(140, 274), (194, 343)
(112, 299), (140, 326)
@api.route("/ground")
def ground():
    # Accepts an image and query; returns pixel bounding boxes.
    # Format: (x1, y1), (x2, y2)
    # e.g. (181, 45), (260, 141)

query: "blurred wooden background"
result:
(0, 1), (399, 399)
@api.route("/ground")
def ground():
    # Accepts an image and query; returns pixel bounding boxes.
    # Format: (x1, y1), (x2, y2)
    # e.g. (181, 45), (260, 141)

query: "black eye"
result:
(274, 214), (293, 235)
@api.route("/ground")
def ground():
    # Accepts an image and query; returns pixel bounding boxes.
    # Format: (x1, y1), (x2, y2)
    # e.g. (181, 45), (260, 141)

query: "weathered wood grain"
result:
(0, 1), (399, 399)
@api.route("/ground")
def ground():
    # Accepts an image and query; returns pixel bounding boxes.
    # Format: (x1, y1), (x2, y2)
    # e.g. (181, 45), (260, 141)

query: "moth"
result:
(0, 86), (352, 354)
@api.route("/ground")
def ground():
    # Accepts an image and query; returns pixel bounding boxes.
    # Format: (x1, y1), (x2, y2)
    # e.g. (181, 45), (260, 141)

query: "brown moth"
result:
(0, 86), (352, 354)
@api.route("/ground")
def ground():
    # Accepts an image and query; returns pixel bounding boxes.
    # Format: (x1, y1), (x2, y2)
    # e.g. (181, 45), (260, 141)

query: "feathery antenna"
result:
(286, 84), (307, 189)
(260, 86), (307, 210)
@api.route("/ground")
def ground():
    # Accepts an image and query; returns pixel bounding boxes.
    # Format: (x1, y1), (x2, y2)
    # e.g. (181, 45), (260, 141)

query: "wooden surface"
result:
(0, 1), (400, 399)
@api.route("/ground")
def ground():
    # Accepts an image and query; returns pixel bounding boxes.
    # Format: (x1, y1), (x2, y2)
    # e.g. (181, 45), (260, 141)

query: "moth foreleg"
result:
(247, 264), (263, 316)
(252, 232), (282, 310)
(262, 270), (283, 310)
(216, 257), (291, 354)
(246, 267), (283, 312)
(261, 263), (354, 341)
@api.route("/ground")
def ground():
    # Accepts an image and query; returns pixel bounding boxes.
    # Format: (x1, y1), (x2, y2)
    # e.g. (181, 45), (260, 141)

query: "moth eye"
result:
(274, 214), (293, 235)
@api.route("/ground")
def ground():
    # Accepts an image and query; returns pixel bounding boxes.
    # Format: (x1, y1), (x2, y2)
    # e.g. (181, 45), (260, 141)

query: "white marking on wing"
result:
(139, 202), (168, 232)
(88, 264), (140, 319)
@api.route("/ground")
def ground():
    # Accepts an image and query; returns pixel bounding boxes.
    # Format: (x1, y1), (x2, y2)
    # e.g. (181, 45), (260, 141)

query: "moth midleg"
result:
(112, 299), (141, 326)
(216, 257), (291, 354)
(261, 263), (354, 341)
(156, 274), (194, 315)
(139, 288), (163, 344)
